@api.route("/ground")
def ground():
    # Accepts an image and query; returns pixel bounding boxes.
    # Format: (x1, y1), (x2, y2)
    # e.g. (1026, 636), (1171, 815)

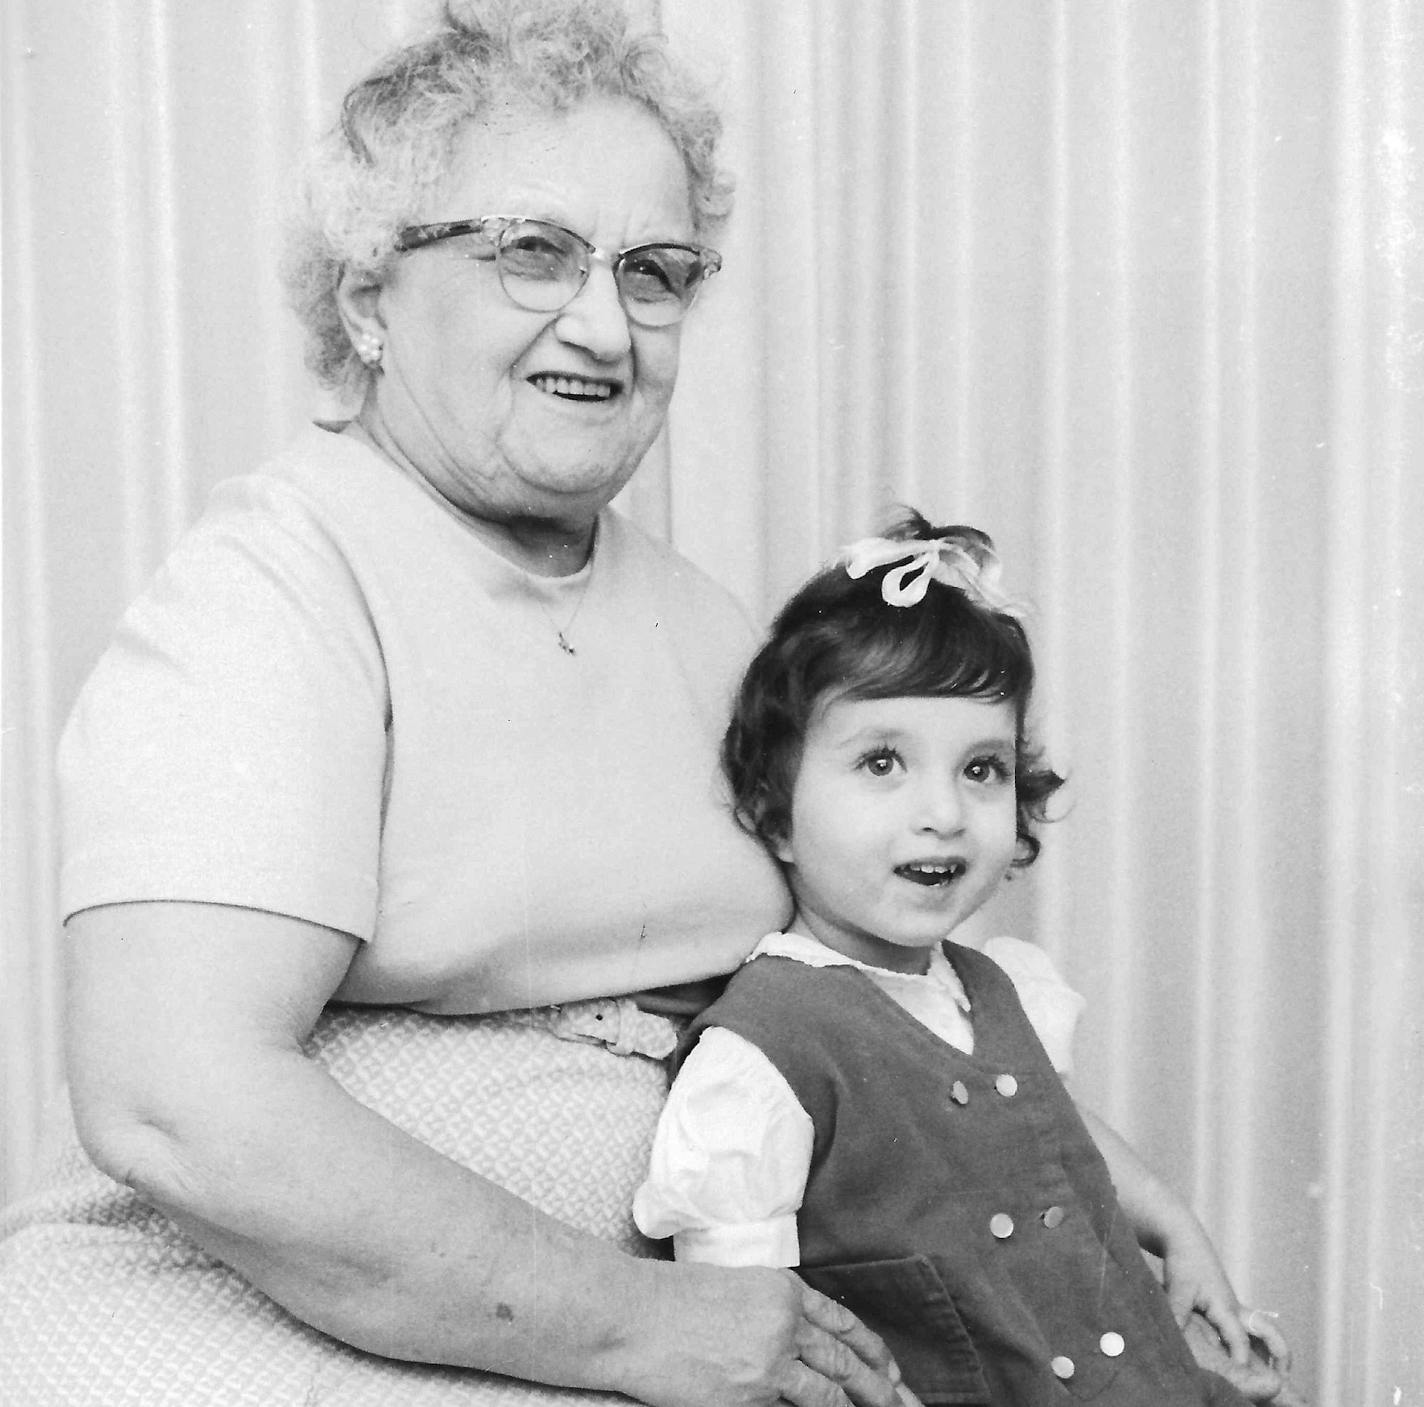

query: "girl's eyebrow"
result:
(826, 727), (1018, 754)
(826, 724), (906, 749)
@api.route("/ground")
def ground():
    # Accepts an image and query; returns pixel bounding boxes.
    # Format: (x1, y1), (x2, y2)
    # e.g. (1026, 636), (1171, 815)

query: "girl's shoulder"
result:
(979, 935), (1073, 988)
(977, 937), (1086, 1077)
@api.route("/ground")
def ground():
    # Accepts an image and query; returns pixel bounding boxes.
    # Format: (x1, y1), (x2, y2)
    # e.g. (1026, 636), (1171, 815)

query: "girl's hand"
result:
(1160, 1223), (1253, 1365)
(1240, 1308), (1293, 1373)
(624, 1262), (919, 1407)
(1157, 1218), (1295, 1391)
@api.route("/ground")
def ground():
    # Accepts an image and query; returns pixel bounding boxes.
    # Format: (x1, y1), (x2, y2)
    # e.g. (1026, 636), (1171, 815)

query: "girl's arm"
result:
(633, 1029), (924, 1407)
(1075, 1103), (1289, 1369)
(67, 900), (906, 1407)
(634, 1026), (813, 1267)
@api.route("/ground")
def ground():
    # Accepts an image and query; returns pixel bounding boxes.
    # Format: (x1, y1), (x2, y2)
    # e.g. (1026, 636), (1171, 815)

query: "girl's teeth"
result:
(898, 862), (964, 885)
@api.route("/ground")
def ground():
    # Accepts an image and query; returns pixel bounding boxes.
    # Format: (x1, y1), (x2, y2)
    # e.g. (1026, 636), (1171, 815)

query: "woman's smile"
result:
(348, 97), (695, 566)
(527, 373), (620, 402)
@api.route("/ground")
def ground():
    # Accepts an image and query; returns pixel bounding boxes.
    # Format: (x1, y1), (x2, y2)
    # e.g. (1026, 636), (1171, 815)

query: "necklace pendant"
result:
(557, 633), (576, 656)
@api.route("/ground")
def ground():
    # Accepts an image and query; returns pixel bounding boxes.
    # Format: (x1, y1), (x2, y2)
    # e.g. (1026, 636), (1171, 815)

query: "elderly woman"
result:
(0, 4), (911, 1404)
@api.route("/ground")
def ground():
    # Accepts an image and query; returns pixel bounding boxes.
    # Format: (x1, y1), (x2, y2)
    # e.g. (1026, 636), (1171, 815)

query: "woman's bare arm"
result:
(67, 901), (905, 1406)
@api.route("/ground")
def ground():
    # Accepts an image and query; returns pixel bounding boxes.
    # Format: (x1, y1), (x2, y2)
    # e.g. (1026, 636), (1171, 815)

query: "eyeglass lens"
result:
(497, 221), (710, 327)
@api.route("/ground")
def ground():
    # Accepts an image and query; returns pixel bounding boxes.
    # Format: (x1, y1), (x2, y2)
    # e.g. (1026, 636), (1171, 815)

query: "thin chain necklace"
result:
(532, 539), (596, 655)
(343, 417), (597, 651)
(538, 575), (592, 655)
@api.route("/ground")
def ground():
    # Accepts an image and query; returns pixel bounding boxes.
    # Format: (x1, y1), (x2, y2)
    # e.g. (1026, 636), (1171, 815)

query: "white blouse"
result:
(631, 931), (1085, 1267)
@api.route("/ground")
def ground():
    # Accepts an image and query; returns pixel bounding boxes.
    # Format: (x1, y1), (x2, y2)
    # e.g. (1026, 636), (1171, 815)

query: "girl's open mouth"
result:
(895, 861), (966, 887)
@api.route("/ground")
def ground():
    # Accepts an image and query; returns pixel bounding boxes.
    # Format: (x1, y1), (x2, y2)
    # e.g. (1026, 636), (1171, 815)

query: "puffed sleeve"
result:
(982, 935), (1086, 1076)
(631, 1027), (814, 1267)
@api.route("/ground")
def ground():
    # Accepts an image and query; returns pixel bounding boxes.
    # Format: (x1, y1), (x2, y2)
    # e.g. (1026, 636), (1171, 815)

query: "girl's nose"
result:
(554, 263), (633, 361)
(914, 777), (965, 834)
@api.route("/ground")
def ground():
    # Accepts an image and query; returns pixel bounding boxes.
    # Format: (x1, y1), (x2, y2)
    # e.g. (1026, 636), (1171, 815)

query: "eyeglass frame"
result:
(391, 214), (723, 327)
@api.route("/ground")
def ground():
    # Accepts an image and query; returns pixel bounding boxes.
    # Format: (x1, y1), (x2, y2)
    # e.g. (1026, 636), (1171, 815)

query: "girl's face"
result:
(775, 693), (1019, 974)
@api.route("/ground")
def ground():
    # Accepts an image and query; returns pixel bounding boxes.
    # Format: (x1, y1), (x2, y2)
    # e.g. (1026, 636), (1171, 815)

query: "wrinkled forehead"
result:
(429, 96), (694, 237)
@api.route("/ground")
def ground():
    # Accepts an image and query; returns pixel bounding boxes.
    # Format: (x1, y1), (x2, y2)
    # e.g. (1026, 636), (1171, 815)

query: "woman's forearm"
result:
(66, 903), (908, 1406)
(66, 901), (658, 1391)
(86, 1024), (659, 1387)
(83, 1040), (904, 1407)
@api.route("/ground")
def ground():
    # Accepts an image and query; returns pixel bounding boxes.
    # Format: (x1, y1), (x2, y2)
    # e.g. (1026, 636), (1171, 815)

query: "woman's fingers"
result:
(785, 1335), (897, 1407)
(788, 1278), (906, 1407)
(795, 1279), (899, 1377)
(634, 1262), (910, 1407)
(777, 1349), (923, 1407)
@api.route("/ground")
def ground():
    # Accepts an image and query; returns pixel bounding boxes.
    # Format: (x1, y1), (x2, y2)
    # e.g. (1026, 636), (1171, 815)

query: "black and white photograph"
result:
(2, 3), (1420, 1403)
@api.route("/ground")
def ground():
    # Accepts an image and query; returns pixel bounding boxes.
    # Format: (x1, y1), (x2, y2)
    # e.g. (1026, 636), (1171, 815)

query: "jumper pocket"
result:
(800, 1254), (991, 1406)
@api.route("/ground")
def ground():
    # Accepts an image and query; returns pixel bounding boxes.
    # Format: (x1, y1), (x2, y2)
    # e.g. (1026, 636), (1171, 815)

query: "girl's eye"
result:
(965, 754), (1013, 784)
(859, 748), (902, 778)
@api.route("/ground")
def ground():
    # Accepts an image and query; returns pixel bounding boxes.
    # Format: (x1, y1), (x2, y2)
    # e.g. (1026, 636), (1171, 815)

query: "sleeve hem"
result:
(61, 847), (378, 941)
(672, 1218), (800, 1268)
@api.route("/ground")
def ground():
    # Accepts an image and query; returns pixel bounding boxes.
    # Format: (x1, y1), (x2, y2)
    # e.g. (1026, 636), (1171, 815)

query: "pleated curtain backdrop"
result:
(3, 2), (1421, 1402)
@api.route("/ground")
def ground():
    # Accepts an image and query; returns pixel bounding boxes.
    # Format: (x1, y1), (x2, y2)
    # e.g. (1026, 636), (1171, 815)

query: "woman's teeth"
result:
(530, 374), (614, 400)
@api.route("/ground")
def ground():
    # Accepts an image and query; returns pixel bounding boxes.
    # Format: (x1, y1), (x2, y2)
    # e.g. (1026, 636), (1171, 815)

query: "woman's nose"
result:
(554, 263), (633, 360)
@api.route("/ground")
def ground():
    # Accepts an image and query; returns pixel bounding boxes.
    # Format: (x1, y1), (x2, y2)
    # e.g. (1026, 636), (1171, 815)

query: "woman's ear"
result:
(336, 267), (387, 366)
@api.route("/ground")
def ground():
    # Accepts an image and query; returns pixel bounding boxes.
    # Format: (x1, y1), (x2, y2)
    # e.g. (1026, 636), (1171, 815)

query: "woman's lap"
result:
(0, 1003), (673, 1405)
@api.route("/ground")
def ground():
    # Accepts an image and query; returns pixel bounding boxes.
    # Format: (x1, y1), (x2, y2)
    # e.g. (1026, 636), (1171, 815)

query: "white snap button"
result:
(1100, 1330), (1125, 1357)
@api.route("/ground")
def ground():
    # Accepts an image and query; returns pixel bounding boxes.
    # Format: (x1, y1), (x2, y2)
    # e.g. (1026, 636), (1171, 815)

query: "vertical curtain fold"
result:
(1, 2), (63, 1194)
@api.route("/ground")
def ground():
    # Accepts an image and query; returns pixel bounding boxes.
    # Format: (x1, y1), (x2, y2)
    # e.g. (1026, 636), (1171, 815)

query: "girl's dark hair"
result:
(722, 511), (1064, 866)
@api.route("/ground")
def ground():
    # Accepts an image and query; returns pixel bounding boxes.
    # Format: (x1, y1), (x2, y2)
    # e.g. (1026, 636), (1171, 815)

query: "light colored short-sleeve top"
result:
(59, 424), (790, 1013)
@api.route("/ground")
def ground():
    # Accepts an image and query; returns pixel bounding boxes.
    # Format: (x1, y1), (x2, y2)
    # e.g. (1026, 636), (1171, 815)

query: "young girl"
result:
(633, 515), (1299, 1406)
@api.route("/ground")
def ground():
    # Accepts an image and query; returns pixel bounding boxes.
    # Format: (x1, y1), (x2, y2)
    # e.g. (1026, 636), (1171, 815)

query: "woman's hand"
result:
(620, 1261), (919, 1407)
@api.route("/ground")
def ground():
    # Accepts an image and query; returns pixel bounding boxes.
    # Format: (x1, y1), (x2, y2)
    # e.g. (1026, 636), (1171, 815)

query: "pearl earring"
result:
(356, 334), (383, 368)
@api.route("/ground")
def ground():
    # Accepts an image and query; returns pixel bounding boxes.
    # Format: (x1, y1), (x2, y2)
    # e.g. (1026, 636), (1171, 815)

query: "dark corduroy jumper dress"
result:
(684, 944), (1250, 1406)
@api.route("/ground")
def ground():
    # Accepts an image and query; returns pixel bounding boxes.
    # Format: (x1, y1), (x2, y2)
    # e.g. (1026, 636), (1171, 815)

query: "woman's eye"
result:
(451, 232), (500, 262)
(501, 235), (571, 280)
(620, 253), (677, 297)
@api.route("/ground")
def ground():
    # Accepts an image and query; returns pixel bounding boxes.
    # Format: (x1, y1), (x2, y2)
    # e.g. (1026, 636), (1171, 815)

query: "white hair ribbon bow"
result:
(841, 536), (1023, 615)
